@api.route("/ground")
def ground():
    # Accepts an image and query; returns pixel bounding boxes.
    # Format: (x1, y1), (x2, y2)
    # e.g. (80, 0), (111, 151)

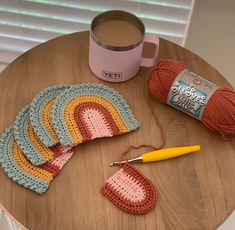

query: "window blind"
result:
(0, 0), (194, 65)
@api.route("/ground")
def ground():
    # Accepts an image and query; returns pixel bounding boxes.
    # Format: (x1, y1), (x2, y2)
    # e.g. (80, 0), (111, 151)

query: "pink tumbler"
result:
(89, 10), (159, 82)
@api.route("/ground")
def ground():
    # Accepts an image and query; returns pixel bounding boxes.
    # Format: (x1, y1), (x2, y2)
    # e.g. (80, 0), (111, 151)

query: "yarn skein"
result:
(147, 59), (235, 140)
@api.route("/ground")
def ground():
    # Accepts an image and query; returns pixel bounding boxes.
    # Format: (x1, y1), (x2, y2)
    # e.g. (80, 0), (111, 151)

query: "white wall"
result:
(185, 0), (235, 87)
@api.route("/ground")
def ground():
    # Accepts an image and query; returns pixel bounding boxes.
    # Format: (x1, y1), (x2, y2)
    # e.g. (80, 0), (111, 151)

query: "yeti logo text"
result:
(102, 70), (122, 79)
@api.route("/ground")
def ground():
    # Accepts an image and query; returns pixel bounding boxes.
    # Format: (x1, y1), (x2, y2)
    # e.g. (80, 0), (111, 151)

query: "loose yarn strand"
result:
(119, 100), (166, 162)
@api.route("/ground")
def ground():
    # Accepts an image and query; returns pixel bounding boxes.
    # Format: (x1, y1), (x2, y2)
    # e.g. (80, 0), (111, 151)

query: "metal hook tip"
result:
(109, 161), (121, 166)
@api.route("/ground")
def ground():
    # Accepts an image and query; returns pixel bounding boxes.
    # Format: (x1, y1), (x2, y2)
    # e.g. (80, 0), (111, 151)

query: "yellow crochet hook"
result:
(110, 145), (201, 166)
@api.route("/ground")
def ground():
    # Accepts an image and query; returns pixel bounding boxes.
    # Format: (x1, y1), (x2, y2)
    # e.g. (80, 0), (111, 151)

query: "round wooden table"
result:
(0, 31), (234, 230)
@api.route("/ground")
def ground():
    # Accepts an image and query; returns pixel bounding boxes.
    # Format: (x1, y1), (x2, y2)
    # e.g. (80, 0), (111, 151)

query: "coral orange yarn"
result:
(147, 59), (235, 140)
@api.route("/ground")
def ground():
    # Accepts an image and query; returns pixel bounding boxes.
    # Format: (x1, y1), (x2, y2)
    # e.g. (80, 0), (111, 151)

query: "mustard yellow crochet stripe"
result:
(64, 95), (129, 145)
(43, 98), (60, 144)
(12, 141), (53, 183)
(28, 122), (54, 162)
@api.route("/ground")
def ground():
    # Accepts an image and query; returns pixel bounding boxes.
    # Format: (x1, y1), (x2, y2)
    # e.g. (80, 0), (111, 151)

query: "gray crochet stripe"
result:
(13, 106), (46, 166)
(30, 85), (71, 147)
(0, 127), (7, 165)
(52, 83), (140, 146)
(0, 127), (49, 194)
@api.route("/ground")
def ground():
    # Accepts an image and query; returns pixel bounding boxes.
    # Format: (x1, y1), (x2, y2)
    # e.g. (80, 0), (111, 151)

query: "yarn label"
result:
(167, 69), (218, 120)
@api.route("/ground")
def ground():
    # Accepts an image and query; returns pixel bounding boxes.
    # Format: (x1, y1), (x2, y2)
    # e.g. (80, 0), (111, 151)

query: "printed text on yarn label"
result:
(167, 69), (218, 120)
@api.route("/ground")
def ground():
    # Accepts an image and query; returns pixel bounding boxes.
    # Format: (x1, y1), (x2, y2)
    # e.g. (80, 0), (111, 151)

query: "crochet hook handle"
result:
(142, 145), (201, 162)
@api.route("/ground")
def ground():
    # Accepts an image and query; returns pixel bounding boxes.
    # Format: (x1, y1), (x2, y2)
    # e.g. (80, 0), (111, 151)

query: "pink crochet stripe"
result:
(49, 150), (73, 170)
(82, 108), (113, 139)
(107, 168), (146, 202)
(40, 147), (74, 177)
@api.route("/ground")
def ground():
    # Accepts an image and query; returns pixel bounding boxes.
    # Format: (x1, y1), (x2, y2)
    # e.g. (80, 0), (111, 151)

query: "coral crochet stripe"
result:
(101, 164), (157, 214)
(63, 95), (128, 144)
(74, 102), (121, 140)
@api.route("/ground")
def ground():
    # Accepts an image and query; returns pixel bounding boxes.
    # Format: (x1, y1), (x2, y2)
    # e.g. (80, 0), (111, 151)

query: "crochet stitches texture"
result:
(0, 127), (73, 194)
(101, 164), (157, 214)
(30, 85), (70, 147)
(52, 84), (140, 146)
(0, 83), (140, 194)
(14, 106), (59, 166)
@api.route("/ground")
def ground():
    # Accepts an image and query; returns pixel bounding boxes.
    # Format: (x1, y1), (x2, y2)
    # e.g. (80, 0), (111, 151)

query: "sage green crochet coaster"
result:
(30, 85), (70, 147)
(51, 83), (140, 147)
(14, 106), (54, 166)
(0, 127), (74, 194)
(14, 106), (71, 166)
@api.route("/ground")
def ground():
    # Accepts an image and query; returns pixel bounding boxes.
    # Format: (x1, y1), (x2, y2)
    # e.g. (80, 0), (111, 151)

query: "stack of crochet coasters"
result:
(0, 83), (140, 194)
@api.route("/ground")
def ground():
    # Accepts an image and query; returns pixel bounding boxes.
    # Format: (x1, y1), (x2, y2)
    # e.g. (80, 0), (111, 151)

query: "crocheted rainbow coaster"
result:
(52, 83), (140, 146)
(0, 127), (73, 194)
(101, 164), (157, 214)
(30, 85), (70, 147)
(14, 106), (71, 166)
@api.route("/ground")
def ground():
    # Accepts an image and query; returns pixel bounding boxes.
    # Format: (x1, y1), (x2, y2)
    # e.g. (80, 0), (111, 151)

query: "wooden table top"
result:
(0, 31), (234, 230)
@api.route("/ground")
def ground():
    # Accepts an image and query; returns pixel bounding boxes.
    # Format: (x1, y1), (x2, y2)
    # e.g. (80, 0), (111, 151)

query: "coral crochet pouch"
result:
(51, 83), (140, 147)
(101, 164), (157, 214)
